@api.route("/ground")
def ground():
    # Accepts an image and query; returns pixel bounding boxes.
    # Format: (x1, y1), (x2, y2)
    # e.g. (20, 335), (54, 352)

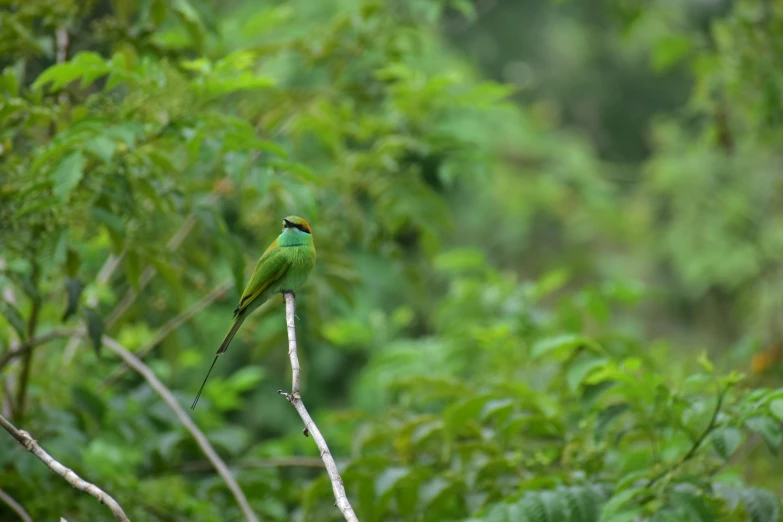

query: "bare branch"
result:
(5, 328), (259, 521)
(100, 281), (232, 388)
(15, 261), (41, 422)
(279, 292), (359, 522)
(0, 487), (33, 522)
(96, 334), (259, 522)
(0, 413), (129, 521)
(285, 293), (301, 398)
(0, 328), (74, 372)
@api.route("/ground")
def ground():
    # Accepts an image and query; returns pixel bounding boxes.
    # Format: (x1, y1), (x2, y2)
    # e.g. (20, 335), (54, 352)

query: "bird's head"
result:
(282, 216), (313, 235)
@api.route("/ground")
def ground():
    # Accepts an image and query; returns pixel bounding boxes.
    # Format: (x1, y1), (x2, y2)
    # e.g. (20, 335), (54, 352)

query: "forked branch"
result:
(0, 413), (129, 521)
(278, 292), (359, 522)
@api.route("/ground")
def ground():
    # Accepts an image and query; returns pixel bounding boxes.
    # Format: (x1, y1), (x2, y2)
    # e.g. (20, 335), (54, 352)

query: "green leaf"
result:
(50, 151), (85, 202)
(518, 490), (571, 522)
(443, 395), (489, 439)
(566, 357), (608, 391)
(769, 399), (783, 421)
(696, 351), (713, 374)
(32, 52), (110, 91)
(594, 403), (629, 439)
(668, 490), (714, 522)
(84, 309), (104, 358)
(66, 248), (81, 277)
(124, 251), (142, 291)
(711, 427), (742, 460)
(741, 487), (780, 522)
(84, 135), (116, 164)
(745, 416), (781, 455)
(600, 488), (646, 522)
(562, 485), (604, 522)
(62, 277), (84, 321)
(531, 334), (602, 360)
(0, 300), (27, 341)
(172, 0), (206, 50)
(375, 467), (409, 498)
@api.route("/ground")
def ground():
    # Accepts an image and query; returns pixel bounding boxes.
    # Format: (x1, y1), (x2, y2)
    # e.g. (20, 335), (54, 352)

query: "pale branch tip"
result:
(280, 292), (359, 522)
(0, 413), (129, 522)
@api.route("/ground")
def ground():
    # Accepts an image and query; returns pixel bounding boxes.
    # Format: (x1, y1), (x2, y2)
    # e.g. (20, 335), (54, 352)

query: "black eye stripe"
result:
(284, 222), (311, 234)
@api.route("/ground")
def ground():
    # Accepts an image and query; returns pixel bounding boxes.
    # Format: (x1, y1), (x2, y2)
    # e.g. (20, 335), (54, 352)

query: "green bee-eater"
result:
(191, 216), (316, 409)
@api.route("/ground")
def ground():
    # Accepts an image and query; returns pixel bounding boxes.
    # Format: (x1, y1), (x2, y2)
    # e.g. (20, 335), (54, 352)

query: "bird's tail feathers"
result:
(218, 314), (246, 355)
(191, 315), (247, 409)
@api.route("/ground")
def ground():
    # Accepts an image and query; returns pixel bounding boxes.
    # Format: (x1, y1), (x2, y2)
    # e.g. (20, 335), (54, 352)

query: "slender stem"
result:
(0, 329), (74, 372)
(647, 385), (727, 489)
(279, 292), (359, 522)
(100, 281), (232, 389)
(0, 413), (129, 521)
(15, 263), (40, 422)
(97, 334), (259, 522)
(0, 487), (33, 522)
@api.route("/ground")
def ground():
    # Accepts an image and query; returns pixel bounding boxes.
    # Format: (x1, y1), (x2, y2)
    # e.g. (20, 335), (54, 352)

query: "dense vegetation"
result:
(1, 0), (782, 520)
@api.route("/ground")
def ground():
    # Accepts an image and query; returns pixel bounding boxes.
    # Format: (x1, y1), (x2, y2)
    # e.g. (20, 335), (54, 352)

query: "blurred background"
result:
(1, 0), (783, 520)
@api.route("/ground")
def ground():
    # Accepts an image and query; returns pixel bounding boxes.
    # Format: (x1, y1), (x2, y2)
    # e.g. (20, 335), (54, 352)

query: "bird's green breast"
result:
(273, 243), (316, 293)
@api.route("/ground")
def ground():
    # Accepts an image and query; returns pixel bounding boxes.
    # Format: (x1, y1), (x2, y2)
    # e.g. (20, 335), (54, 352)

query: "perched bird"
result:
(191, 216), (316, 409)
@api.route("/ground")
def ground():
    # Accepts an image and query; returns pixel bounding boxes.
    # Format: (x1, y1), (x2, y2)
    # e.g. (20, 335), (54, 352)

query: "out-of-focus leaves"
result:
(0, 299), (27, 341)
(744, 416), (781, 455)
(711, 427), (742, 460)
(84, 309), (104, 358)
(50, 152), (84, 202)
(62, 277), (84, 321)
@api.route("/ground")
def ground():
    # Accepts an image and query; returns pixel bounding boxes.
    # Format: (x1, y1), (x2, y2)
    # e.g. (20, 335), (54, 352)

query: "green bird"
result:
(191, 216), (316, 409)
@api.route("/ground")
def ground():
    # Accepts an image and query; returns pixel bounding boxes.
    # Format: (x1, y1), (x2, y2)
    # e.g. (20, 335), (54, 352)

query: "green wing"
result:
(234, 244), (289, 316)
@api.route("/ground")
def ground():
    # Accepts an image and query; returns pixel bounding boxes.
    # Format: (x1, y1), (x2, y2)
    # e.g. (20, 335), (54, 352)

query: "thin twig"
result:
(0, 413), (129, 521)
(278, 292), (359, 522)
(646, 385), (727, 489)
(0, 329), (74, 373)
(96, 334), (259, 522)
(100, 281), (232, 389)
(0, 487), (33, 522)
(15, 262), (40, 422)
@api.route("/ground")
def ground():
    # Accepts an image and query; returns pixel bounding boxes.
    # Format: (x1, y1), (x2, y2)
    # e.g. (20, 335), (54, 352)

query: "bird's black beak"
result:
(283, 218), (293, 228)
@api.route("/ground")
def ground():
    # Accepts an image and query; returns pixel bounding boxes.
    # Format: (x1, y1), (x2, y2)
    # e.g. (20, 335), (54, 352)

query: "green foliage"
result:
(1, 0), (782, 521)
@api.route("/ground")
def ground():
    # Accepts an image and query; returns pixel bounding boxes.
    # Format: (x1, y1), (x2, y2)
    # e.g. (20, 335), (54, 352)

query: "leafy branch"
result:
(646, 384), (728, 491)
